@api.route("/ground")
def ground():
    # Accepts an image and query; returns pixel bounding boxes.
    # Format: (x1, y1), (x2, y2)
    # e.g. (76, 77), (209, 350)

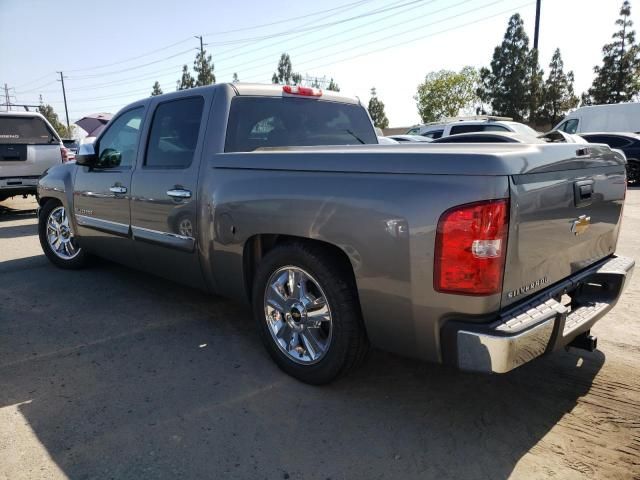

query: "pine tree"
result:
(176, 65), (195, 90)
(585, 1), (640, 104)
(327, 78), (340, 92)
(194, 51), (215, 86)
(151, 81), (163, 96)
(477, 14), (535, 121)
(528, 49), (545, 124)
(272, 53), (302, 85)
(232, 73), (239, 83)
(367, 87), (389, 129)
(541, 49), (579, 125)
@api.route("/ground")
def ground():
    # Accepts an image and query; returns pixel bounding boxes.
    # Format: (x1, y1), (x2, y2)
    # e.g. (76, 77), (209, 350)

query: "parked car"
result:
(581, 132), (640, 183)
(62, 138), (79, 154)
(377, 136), (399, 144)
(406, 116), (539, 139)
(431, 131), (586, 144)
(387, 134), (432, 142)
(0, 111), (66, 202)
(554, 103), (640, 134)
(37, 83), (634, 384)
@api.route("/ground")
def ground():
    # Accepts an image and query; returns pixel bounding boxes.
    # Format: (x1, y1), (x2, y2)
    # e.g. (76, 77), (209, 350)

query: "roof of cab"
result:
(230, 83), (361, 105)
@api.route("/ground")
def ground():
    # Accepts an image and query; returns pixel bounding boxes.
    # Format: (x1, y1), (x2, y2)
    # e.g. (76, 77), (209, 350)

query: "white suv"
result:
(0, 112), (66, 202)
(406, 116), (539, 139)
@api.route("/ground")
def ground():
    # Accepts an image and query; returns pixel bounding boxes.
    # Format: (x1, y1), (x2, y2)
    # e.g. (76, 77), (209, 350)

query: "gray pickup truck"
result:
(37, 83), (634, 384)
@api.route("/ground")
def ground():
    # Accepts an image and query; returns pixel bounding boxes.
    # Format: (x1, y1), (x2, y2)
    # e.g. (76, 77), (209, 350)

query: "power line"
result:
(275, 1), (535, 78)
(211, 0), (412, 66)
(215, 0), (477, 78)
(11, 0), (373, 85)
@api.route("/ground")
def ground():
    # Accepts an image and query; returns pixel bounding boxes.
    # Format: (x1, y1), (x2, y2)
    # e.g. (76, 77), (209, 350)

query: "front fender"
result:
(38, 162), (77, 226)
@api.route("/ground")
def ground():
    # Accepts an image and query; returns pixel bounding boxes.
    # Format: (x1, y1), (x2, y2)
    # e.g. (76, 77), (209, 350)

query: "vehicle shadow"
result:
(0, 203), (38, 222)
(0, 260), (604, 480)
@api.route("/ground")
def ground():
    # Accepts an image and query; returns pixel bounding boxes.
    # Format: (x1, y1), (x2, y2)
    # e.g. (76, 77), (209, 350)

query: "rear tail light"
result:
(60, 147), (69, 163)
(282, 85), (322, 97)
(434, 199), (509, 295)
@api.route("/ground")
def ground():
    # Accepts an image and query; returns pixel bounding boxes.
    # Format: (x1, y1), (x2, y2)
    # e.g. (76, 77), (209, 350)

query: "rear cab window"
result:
(224, 97), (377, 152)
(0, 115), (57, 144)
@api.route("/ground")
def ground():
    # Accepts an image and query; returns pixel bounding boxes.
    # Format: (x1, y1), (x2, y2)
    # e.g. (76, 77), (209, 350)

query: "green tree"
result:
(37, 103), (72, 138)
(176, 64), (195, 90)
(194, 50), (215, 86)
(272, 53), (302, 85)
(540, 49), (579, 125)
(477, 14), (536, 121)
(327, 78), (340, 92)
(151, 81), (163, 96)
(232, 72), (239, 83)
(528, 49), (545, 124)
(585, 1), (640, 104)
(367, 87), (389, 129)
(414, 66), (479, 122)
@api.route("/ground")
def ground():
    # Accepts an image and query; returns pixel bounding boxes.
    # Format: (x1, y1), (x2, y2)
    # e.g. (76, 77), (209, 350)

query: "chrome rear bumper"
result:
(444, 255), (634, 373)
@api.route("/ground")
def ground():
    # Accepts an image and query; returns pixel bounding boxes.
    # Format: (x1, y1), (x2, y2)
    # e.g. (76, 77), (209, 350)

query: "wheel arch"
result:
(242, 234), (361, 307)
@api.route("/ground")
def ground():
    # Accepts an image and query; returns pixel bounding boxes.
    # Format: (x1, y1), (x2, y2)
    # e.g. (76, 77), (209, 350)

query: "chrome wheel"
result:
(178, 217), (193, 237)
(264, 266), (333, 364)
(46, 206), (81, 260)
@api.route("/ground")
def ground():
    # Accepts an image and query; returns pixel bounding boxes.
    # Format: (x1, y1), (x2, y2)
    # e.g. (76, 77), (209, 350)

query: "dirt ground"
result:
(1, 193), (639, 480)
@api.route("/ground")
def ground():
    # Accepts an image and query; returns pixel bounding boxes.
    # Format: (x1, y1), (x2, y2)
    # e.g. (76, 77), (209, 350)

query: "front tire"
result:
(252, 242), (369, 384)
(38, 201), (88, 269)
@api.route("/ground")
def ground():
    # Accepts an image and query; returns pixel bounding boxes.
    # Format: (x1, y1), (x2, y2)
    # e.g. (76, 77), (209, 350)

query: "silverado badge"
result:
(571, 215), (591, 235)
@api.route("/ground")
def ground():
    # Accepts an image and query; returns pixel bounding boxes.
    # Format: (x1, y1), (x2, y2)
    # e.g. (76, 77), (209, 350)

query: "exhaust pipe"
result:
(567, 331), (598, 352)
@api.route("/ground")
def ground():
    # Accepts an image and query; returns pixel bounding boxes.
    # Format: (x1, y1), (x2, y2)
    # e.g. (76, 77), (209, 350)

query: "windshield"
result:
(225, 97), (377, 152)
(0, 116), (56, 144)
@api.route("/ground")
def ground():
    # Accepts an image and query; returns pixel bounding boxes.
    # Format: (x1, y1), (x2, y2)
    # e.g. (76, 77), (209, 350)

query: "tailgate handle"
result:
(574, 180), (594, 207)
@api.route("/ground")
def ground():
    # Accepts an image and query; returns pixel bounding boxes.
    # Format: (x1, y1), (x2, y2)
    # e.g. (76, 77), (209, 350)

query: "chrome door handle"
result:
(167, 189), (192, 199)
(109, 186), (127, 194)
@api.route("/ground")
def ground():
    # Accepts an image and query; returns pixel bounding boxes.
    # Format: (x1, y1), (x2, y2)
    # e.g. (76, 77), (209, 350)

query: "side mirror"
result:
(76, 143), (98, 166)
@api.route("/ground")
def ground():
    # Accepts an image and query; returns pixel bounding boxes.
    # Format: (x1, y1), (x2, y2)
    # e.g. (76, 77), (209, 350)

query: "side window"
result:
(423, 130), (443, 139)
(450, 124), (484, 135)
(97, 107), (143, 168)
(145, 96), (204, 168)
(560, 119), (579, 134)
(483, 124), (509, 132)
(406, 128), (420, 135)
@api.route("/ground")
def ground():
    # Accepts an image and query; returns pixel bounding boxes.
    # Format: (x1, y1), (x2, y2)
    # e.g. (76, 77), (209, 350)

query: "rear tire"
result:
(252, 242), (369, 384)
(38, 200), (89, 269)
(627, 159), (640, 184)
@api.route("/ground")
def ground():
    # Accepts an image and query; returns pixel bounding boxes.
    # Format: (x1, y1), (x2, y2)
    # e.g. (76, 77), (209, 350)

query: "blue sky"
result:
(1, 0), (636, 128)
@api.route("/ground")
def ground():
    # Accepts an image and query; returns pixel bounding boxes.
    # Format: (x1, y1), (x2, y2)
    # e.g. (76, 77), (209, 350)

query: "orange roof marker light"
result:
(282, 85), (322, 97)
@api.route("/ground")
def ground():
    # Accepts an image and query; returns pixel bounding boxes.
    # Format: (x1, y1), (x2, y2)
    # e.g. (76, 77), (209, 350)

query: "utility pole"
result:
(57, 71), (70, 133)
(4, 84), (10, 111)
(195, 35), (204, 57)
(533, 0), (541, 50)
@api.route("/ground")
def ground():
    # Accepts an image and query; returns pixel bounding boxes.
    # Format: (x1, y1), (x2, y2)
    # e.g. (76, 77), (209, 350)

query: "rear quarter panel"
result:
(199, 162), (509, 361)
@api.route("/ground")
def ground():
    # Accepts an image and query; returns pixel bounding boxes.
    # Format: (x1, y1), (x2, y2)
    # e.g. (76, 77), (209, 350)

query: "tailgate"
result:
(501, 148), (626, 307)
(0, 144), (61, 179)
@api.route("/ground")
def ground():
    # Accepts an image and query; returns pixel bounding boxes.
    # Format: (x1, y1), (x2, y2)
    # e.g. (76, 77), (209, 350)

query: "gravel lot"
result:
(1, 193), (639, 480)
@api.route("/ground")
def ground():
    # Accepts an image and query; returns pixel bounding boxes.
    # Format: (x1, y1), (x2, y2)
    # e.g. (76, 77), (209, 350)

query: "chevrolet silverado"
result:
(37, 83), (634, 384)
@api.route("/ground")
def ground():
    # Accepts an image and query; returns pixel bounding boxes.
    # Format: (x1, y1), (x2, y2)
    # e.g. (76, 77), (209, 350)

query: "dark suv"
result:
(581, 133), (640, 183)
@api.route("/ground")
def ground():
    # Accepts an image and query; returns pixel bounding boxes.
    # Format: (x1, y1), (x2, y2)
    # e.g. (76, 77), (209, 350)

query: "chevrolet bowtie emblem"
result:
(571, 215), (591, 235)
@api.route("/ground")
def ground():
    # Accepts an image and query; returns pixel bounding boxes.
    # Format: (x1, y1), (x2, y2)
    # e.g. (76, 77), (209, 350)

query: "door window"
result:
(145, 97), (204, 168)
(96, 107), (143, 168)
(559, 119), (579, 134)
